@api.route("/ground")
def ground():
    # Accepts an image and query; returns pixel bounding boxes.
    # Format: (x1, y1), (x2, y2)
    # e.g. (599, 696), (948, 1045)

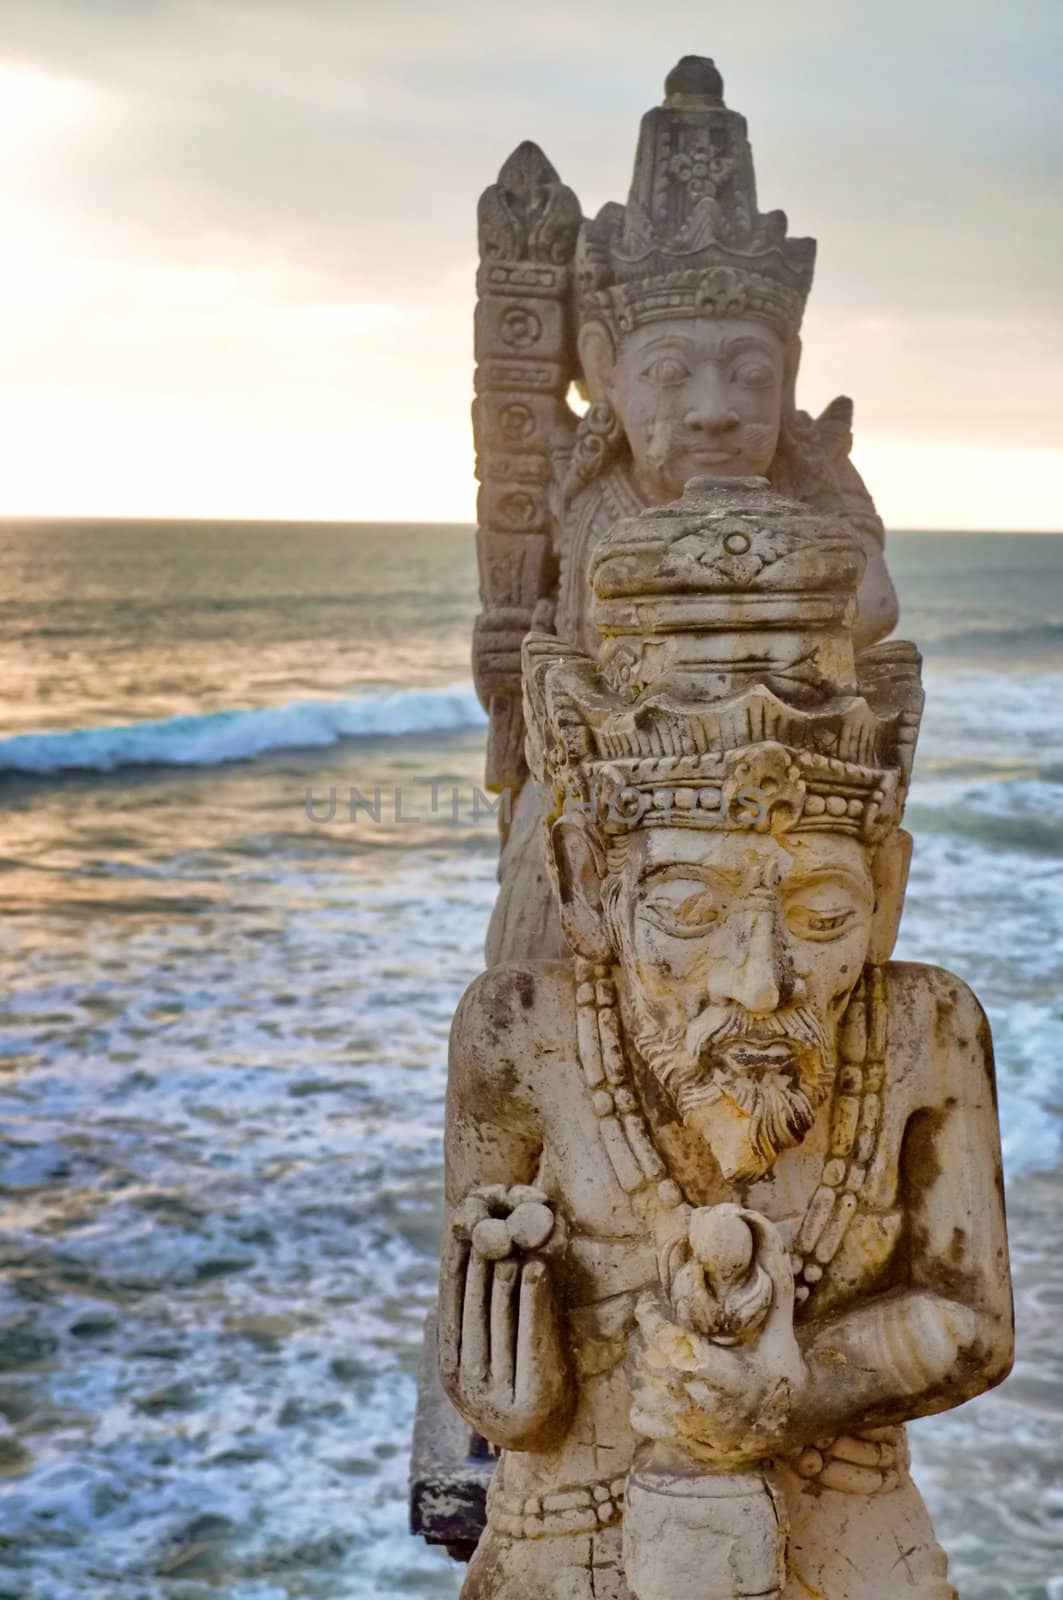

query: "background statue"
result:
(472, 57), (899, 965)
(438, 476), (1014, 1599)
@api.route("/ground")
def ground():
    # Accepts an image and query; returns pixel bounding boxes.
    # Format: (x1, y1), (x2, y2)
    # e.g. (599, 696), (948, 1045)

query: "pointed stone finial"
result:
(477, 140), (581, 264)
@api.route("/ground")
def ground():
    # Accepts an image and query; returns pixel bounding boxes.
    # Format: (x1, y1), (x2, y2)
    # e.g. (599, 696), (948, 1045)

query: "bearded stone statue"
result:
(432, 475), (1013, 1599)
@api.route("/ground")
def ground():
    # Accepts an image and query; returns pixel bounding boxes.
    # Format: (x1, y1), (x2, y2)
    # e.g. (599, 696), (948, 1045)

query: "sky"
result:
(0, 0), (1060, 529)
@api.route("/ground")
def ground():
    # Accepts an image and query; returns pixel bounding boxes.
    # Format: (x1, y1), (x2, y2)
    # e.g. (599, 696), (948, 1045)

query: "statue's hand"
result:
(438, 1184), (573, 1451)
(629, 1210), (806, 1467)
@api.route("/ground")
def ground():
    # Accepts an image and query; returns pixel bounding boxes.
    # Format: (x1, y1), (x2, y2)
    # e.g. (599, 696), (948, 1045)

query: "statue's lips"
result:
(680, 446), (737, 466)
(716, 1039), (797, 1074)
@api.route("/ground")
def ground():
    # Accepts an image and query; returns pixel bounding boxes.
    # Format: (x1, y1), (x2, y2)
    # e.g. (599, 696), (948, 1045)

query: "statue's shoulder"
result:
(884, 960), (989, 1028)
(450, 961), (576, 1097)
(883, 960), (995, 1099)
(552, 456), (642, 649)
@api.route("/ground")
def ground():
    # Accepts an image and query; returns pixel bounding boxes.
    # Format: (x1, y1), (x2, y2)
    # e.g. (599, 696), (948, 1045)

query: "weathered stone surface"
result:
(419, 52), (1016, 1600)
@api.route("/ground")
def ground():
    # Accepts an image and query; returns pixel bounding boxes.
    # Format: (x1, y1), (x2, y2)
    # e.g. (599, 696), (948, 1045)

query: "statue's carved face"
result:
(607, 826), (874, 1180)
(591, 316), (786, 504)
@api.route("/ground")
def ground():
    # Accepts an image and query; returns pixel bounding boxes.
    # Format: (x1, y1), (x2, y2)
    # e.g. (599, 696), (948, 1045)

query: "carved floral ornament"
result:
(497, 401), (536, 441)
(477, 141), (582, 267)
(667, 135), (736, 201)
(498, 304), (543, 348)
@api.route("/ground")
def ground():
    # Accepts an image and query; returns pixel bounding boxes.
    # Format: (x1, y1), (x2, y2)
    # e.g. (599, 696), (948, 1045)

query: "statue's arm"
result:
(442, 971), (543, 1208)
(790, 976), (1014, 1442)
(437, 968), (575, 1450)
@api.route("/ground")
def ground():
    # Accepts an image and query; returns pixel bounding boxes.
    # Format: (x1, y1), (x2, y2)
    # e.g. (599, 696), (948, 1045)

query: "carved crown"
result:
(576, 56), (815, 343)
(523, 477), (923, 841)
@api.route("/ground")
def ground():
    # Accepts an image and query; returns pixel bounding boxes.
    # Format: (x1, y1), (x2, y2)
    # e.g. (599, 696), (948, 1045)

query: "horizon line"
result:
(1, 515), (1062, 537)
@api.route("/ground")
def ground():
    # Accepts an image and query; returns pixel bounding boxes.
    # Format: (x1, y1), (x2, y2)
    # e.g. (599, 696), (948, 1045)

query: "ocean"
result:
(0, 521), (1061, 1600)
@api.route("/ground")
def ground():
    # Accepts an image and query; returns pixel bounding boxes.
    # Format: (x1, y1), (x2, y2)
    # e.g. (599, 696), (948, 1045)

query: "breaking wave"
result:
(0, 682), (487, 776)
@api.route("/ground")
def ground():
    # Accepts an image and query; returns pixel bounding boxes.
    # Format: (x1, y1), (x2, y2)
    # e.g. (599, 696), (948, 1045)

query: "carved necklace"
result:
(572, 959), (886, 1310)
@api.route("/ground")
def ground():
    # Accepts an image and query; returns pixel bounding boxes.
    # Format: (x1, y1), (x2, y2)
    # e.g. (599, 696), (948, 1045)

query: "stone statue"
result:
(435, 473), (1014, 1598)
(472, 56), (900, 967)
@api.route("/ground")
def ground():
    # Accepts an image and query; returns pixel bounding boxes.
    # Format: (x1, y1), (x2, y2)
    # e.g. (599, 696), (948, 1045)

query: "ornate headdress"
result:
(576, 56), (815, 343)
(524, 476), (922, 843)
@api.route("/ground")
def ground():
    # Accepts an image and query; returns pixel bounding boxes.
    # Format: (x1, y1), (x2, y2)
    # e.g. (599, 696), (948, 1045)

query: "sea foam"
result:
(0, 682), (488, 776)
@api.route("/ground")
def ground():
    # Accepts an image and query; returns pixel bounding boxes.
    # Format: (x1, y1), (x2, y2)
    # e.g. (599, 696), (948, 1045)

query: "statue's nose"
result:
(708, 904), (793, 1014)
(684, 402), (741, 434)
(683, 376), (740, 434)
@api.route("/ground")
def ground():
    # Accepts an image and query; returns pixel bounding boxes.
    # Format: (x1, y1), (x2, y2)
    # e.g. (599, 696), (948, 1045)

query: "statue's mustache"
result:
(644, 418), (775, 471)
(686, 1003), (831, 1065)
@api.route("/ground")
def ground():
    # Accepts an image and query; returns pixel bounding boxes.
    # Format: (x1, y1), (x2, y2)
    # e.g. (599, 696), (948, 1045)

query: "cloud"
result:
(3, 0), (1060, 305)
(0, 0), (1059, 520)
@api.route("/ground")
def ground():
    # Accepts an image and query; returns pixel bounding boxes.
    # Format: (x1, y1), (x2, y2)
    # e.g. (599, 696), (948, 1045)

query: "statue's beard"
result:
(628, 994), (835, 1181)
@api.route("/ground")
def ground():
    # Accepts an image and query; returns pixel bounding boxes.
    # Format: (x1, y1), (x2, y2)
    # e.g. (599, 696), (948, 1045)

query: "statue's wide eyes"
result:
(731, 358), (776, 388)
(640, 355), (690, 387)
(644, 884), (720, 938)
(785, 904), (856, 941)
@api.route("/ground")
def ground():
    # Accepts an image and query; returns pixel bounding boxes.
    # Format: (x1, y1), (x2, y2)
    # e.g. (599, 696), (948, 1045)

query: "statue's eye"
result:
(640, 355), (690, 387)
(731, 359), (775, 388)
(645, 886), (720, 938)
(786, 905), (856, 941)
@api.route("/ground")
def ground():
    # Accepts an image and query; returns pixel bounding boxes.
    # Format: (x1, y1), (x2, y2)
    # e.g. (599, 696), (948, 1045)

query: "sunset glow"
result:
(0, 4), (1059, 528)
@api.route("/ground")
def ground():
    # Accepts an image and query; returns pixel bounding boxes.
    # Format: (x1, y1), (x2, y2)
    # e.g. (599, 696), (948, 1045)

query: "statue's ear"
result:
(577, 321), (617, 403)
(867, 829), (911, 964)
(549, 816), (613, 961)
